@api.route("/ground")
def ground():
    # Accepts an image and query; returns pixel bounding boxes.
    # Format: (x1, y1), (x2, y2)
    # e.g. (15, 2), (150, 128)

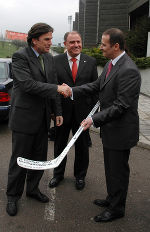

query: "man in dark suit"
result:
(49, 31), (98, 190)
(60, 28), (141, 222)
(6, 23), (64, 216)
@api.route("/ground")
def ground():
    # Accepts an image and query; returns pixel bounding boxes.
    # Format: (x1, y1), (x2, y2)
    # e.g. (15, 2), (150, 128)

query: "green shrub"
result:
(52, 47), (150, 69)
(82, 48), (150, 69)
(82, 48), (108, 66)
(133, 56), (150, 69)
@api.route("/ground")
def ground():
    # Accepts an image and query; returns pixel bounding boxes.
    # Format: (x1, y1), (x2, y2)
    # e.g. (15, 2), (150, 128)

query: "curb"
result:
(138, 134), (150, 150)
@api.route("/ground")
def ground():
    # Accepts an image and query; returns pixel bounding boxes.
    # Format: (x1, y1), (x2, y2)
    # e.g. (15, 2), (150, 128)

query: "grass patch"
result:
(0, 41), (17, 58)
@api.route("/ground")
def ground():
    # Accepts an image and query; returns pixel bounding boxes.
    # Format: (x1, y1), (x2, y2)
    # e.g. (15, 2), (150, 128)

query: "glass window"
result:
(0, 62), (7, 80)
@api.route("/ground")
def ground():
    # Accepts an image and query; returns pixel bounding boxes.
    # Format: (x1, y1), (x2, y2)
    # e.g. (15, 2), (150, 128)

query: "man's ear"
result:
(114, 43), (119, 51)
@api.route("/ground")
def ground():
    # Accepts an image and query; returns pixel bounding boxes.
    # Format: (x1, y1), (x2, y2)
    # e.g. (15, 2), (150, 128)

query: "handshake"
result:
(57, 83), (93, 130)
(57, 83), (72, 98)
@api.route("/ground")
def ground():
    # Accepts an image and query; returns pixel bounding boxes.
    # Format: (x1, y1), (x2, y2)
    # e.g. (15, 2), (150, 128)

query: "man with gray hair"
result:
(49, 31), (98, 190)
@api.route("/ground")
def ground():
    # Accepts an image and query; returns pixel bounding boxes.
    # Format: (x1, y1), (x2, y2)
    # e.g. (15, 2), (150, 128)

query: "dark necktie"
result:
(71, 58), (78, 82)
(38, 55), (44, 71)
(106, 61), (113, 78)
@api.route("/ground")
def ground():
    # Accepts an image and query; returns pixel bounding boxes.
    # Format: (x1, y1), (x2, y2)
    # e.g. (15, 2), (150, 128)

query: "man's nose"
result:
(48, 40), (52, 46)
(74, 42), (78, 46)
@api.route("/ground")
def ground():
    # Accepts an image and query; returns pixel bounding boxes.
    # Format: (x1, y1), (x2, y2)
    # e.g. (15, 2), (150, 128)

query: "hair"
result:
(27, 23), (54, 46)
(103, 28), (125, 50)
(64, 31), (82, 42)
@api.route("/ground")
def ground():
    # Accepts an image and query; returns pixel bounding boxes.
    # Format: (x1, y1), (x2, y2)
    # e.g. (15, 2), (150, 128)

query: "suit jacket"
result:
(54, 53), (98, 124)
(73, 53), (141, 150)
(9, 46), (62, 134)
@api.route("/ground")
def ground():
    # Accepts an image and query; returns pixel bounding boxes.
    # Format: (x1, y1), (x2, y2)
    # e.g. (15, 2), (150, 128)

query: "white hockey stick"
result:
(17, 101), (100, 170)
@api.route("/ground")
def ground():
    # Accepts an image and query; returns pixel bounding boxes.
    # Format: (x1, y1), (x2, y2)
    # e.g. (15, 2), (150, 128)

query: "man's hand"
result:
(57, 83), (72, 97)
(56, 116), (63, 126)
(81, 117), (93, 131)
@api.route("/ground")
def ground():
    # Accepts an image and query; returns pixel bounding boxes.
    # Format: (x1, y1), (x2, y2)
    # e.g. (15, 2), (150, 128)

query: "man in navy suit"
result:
(60, 28), (141, 222)
(49, 31), (98, 190)
(6, 23), (63, 216)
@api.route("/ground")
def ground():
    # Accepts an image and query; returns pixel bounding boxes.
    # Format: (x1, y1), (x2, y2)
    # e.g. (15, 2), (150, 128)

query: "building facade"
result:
(73, 12), (79, 31)
(98, 0), (129, 42)
(73, 0), (149, 54)
(83, 0), (99, 47)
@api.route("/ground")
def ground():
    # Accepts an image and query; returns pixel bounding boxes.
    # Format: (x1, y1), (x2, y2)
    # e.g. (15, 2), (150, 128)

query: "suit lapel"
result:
(27, 47), (46, 78)
(100, 55), (126, 90)
(43, 55), (49, 81)
(100, 63), (109, 85)
(100, 65), (119, 90)
(105, 64), (118, 83)
(75, 54), (87, 82)
(63, 53), (72, 78)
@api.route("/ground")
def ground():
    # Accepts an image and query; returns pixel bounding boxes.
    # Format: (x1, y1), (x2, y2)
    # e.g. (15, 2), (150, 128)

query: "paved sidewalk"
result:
(138, 94), (150, 149)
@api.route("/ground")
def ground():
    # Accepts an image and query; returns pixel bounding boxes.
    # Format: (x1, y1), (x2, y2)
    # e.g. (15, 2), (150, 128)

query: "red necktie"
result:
(106, 61), (113, 78)
(71, 58), (78, 82)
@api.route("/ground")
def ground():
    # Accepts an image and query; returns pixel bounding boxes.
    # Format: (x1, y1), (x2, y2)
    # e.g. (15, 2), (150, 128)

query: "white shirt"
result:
(111, 51), (125, 66)
(66, 52), (80, 70)
(31, 47), (40, 57)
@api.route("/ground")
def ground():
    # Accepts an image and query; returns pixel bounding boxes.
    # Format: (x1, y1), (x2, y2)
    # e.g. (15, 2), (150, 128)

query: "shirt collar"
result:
(67, 52), (80, 61)
(112, 51), (125, 66)
(31, 47), (40, 57)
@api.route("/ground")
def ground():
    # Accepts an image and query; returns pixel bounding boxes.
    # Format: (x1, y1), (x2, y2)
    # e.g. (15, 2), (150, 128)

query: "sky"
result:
(0, 0), (79, 45)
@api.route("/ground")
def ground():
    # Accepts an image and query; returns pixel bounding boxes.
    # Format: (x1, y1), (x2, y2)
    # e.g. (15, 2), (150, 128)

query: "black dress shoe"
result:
(49, 176), (64, 188)
(93, 199), (110, 207)
(26, 192), (49, 203)
(6, 201), (17, 216)
(94, 209), (124, 222)
(75, 179), (85, 190)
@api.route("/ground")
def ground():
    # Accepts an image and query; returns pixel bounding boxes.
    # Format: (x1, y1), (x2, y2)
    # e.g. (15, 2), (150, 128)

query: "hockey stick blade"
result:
(17, 101), (100, 170)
